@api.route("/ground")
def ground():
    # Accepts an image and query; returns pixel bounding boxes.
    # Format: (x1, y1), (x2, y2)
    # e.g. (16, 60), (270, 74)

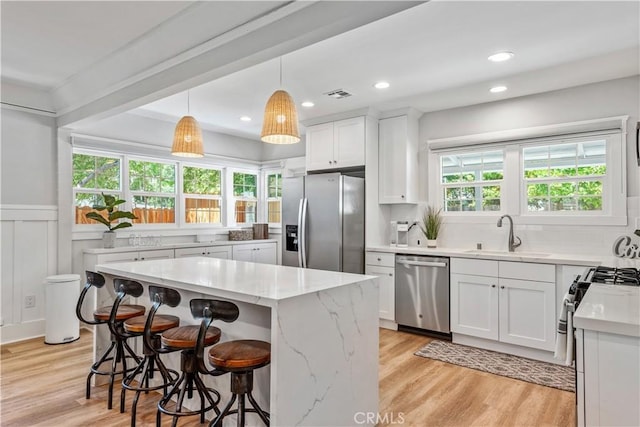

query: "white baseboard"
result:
(453, 333), (560, 365)
(379, 318), (398, 331)
(0, 319), (45, 345)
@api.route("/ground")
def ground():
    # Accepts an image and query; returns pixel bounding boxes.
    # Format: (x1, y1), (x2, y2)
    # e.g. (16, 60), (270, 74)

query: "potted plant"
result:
(419, 205), (443, 248)
(85, 193), (137, 248)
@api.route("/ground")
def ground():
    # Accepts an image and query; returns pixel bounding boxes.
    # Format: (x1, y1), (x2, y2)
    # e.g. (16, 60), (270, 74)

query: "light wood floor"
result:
(0, 329), (575, 426)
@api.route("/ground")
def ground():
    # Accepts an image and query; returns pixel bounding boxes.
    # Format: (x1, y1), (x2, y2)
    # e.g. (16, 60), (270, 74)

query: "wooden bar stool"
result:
(151, 297), (238, 426)
(75, 271), (145, 410)
(194, 305), (270, 427)
(113, 282), (181, 427)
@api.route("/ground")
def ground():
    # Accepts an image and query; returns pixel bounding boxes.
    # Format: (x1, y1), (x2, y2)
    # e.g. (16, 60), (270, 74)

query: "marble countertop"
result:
(85, 239), (278, 254)
(96, 257), (375, 307)
(574, 283), (640, 337)
(366, 245), (639, 268)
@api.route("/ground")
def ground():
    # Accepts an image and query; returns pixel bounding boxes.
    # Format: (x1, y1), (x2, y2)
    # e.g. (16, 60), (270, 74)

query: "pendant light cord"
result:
(187, 90), (190, 115)
(279, 57), (282, 88)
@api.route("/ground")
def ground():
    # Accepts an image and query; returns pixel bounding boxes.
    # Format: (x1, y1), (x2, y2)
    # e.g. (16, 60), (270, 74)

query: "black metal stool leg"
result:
(210, 393), (237, 427)
(247, 391), (270, 425)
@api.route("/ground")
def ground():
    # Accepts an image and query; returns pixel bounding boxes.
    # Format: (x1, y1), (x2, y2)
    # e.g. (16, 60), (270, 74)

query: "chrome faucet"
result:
(497, 214), (522, 252)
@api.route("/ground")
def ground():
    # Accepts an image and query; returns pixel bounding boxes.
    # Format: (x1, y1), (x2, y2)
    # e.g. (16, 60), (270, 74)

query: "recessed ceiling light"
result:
(490, 85), (508, 93)
(301, 101), (315, 108)
(488, 51), (514, 62)
(240, 116), (252, 122)
(374, 81), (390, 89)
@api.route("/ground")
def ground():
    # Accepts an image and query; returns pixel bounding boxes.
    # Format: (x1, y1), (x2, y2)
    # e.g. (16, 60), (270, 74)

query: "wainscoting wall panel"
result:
(0, 205), (58, 343)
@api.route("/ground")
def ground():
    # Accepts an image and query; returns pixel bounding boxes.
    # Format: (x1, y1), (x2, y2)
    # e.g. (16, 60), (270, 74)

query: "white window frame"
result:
(439, 148), (505, 215)
(262, 168), (283, 227)
(227, 168), (260, 226)
(428, 117), (627, 226)
(126, 155), (178, 228)
(179, 163), (224, 228)
(71, 149), (124, 231)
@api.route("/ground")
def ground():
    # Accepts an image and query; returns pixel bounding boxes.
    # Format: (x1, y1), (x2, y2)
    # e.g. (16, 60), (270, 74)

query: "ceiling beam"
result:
(58, 1), (423, 128)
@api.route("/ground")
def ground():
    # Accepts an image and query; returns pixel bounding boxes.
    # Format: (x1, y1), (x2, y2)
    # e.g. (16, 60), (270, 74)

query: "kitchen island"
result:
(96, 257), (379, 427)
(574, 283), (640, 427)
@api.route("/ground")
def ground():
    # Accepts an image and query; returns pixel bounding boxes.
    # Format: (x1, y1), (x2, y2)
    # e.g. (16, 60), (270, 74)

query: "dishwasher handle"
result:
(397, 260), (448, 268)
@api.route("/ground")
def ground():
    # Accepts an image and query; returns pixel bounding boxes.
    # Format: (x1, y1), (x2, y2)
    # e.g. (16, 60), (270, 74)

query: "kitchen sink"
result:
(464, 249), (550, 257)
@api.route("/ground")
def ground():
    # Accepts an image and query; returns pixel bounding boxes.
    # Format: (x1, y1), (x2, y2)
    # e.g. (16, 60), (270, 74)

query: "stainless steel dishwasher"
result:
(395, 254), (450, 335)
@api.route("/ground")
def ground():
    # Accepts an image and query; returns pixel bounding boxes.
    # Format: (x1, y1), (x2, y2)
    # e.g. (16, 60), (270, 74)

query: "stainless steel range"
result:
(570, 266), (640, 310)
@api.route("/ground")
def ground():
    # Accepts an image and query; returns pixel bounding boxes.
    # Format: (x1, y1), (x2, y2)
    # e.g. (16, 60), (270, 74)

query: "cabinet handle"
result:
(500, 285), (505, 289)
(491, 284), (496, 288)
(401, 194), (405, 199)
(329, 161), (332, 165)
(202, 252), (206, 255)
(134, 258), (139, 261)
(388, 273), (393, 277)
(377, 257), (381, 261)
(140, 257), (145, 261)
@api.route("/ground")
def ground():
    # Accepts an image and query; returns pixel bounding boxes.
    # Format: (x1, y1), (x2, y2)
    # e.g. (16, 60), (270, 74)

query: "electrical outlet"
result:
(24, 295), (36, 308)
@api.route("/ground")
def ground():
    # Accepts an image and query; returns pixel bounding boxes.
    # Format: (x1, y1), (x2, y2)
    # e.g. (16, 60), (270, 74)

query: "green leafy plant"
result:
(85, 193), (137, 231)
(419, 205), (443, 240)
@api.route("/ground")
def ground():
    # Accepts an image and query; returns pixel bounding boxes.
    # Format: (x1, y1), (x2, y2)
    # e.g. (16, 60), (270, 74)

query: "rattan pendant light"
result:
(261, 58), (300, 144)
(171, 91), (204, 157)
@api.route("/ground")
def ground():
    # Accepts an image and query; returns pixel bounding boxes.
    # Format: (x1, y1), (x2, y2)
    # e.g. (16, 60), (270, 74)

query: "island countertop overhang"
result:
(95, 256), (377, 308)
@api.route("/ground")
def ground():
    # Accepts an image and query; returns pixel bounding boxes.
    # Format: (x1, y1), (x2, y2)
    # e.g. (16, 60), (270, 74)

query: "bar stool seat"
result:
(161, 325), (221, 349)
(205, 340), (271, 427)
(123, 314), (180, 334)
(94, 304), (145, 321)
(208, 340), (271, 370)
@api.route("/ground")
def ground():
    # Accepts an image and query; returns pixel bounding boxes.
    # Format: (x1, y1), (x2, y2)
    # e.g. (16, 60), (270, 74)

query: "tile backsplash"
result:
(390, 197), (639, 256)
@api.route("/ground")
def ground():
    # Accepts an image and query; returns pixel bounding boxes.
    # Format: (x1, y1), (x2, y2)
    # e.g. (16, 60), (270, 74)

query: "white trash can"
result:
(44, 274), (81, 344)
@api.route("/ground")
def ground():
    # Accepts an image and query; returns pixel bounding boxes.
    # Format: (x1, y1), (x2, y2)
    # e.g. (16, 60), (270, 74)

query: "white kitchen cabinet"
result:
(578, 329), (640, 427)
(365, 251), (396, 325)
(306, 117), (365, 171)
(378, 114), (419, 204)
(498, 278), (555, 350)
(450, 273), (499, 340)
(450, 258), (556, 351)
(175, 246), (232, 259)
(232, 242), (277, 264)
(365, 265), (395, 321)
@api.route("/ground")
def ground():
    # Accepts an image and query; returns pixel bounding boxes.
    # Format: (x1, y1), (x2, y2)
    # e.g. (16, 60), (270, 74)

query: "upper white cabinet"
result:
(306, 117), (365, 171)
(378, 113), (419, 204)
(232, 242), (277, 264)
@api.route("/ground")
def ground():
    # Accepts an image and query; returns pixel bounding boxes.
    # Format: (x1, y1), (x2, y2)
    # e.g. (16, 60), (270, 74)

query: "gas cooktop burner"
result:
(590, 266), (640, 286)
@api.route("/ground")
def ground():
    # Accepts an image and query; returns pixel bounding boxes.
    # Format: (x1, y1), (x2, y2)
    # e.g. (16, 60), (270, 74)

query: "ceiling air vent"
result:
(325, 89), (352, 99)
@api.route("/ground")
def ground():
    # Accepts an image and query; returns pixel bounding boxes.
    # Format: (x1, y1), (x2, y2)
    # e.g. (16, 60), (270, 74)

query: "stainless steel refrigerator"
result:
(282, 172), (365, 273)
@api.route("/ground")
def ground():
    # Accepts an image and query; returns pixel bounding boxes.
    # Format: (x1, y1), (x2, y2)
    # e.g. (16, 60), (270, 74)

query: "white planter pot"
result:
(426, 239), (437, 248)
(103, 231), (116, 248)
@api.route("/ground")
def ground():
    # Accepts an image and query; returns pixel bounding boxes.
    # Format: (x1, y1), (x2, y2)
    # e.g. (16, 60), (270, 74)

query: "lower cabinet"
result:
(232, 242), (277, 264)
(175, 246), (232, 259)
(450, 258), (556, 351)
(365, 251), (396, 322)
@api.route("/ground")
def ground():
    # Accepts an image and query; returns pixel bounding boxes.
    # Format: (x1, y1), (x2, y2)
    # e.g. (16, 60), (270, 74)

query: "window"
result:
(183, 165), (222, 225)
(441, 150), (503, 212)
(129, 159), (176, 224)
(72, 152), (122, 225)
(523, 140), (606, 212)
(429, 126), (625, 225)
(266, 173), (282, 224)
(232, 172), (257, 224)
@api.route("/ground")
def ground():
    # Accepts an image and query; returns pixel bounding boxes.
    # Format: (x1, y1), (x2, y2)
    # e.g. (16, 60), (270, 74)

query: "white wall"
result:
(390, 76), (640, 255)
(1, 104), (59, 342)
(1, 107), (57, 204)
